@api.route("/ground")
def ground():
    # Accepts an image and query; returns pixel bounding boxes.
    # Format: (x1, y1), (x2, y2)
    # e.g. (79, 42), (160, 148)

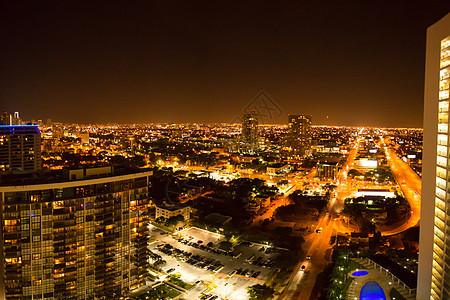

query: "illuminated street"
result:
(378, 138), (421, 235)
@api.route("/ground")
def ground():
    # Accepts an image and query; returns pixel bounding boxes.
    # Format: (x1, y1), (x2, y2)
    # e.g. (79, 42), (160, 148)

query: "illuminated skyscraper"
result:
(1, 111), (12, 125)
(419, 12), (450, 300)
(287, 114), (312, 157)
(12, 112), (20, 125)
(241, 112), (259, 152)
(0, 125), (42, 174)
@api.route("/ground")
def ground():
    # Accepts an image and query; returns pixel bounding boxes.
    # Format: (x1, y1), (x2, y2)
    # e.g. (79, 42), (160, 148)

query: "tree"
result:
(247, 284), (275, 300)
(155, 216), (166, 224)
(347, 169), (361, 177)
(165, 214), (184, 227)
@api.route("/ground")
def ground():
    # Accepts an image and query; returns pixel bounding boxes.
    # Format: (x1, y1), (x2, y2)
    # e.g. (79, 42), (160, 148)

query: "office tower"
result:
(0, 168), (153, 299)
(12, 112), (21, 125)
(241, 112), (259, 152)
(1, 111), (12, 125)
(52, 123), (64, 140)
(419, 12), (450, 300)
(287, 114), (312, 157)
(81, 132), (90, 145)
(0, 125), (42, 173)
(46, 118), (52, 127)
(130, 137), (136, 152)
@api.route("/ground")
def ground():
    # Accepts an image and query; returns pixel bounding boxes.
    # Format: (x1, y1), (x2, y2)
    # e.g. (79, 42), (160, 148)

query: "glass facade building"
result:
(0, 170), (153, 300)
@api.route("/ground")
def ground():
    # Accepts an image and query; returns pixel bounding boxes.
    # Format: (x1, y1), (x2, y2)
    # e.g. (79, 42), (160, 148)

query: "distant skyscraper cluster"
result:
(1, 110), (21, 126)
(287, 114), (312, 158)
(419, 12), (450, 300)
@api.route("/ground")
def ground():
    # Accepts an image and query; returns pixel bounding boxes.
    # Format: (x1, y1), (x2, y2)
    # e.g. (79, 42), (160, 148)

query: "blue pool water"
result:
(352, 270), (369, 276)
(360, 281), (386, 300)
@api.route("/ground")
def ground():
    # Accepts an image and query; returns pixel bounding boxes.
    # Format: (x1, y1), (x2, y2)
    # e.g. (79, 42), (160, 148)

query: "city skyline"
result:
(0, 3), (449, 300)
(1, 1), (450, 127)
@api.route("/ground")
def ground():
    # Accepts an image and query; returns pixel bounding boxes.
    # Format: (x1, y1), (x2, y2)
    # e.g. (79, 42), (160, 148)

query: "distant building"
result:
(241, 112), (259, 153)
(419, 11), (450, 300)
(266, 163), (291, 175)
(355, 158), (378, 168)
(81, 132), (89, 145)
(51, 122), (63, 139)
(155, 204), (190, 220)
(355, 188), (395, 198)
(204, 213), (232, 226)
(350, 232), (370, 247)
(0, 125), (42, 173)
(287, 114), (312, 157)
(316, 161), (338, 180)
(0, 111), (12, 125)
(12, 112), (21, 125)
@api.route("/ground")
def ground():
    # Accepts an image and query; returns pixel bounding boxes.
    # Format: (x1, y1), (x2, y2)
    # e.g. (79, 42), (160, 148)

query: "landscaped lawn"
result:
(135, 283), (182, 300)
(167, 274), (194, 290)
(348, 259), (366, 271)
(389, 287), (406, 300)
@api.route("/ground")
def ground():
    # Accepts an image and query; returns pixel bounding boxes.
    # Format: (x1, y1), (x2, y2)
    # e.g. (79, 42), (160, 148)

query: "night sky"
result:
(1, 1), (450, 127)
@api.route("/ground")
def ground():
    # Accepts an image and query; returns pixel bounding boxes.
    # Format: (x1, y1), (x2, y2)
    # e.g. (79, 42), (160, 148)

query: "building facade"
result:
(0, 125), (42, 174)
(155, 204), (190, 220)
(1, 111), (13, 126)
(0, 170), (153, 300)
(287, 114), (312, 158)
(419, 12), (450, 300)
(316, 161), (338, 180)
(241, 113), (259, 153)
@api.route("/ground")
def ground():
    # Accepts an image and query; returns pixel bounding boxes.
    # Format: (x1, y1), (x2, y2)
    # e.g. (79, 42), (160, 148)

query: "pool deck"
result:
(345, 258), (415, 300)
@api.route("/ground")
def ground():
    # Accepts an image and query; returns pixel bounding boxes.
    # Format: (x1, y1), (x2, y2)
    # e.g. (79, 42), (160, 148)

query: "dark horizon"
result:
(1, 1), (450, 127)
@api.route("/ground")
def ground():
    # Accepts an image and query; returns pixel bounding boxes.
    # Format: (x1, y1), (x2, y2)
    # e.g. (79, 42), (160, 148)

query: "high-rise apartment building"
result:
(287, 114), (312, 157)
(0, 168), (153, 300)
(0, 125), (42, 174)
(419, 12), (450, 300)
(1, 111), (12, 126)
(241, 112), (259, 152)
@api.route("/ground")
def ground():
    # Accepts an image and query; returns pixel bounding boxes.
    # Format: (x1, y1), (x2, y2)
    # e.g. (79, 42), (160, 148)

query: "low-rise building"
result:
(266, 163), (291, 175)
(316, 161), (339, 179)
(155, 204), (190, 220)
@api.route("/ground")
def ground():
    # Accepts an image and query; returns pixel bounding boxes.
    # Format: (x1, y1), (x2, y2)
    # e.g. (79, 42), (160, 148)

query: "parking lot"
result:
(148, 225), (285, 299)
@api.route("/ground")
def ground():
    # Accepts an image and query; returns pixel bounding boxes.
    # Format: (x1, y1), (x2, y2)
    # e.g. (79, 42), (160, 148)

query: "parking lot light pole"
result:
(225, 282), (228, 299)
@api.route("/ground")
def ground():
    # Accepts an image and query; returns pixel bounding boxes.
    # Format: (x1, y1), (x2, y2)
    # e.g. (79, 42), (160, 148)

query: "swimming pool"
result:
(360, 281), (386, 300)
(352, 270), (369, 277)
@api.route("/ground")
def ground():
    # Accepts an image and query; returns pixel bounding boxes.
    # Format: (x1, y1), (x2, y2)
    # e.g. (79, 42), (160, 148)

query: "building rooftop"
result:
(368, 254), (417, 289)
(0, 125), (40, 135)
(156, 203), (188, 211)
(0, 165), (154, 187)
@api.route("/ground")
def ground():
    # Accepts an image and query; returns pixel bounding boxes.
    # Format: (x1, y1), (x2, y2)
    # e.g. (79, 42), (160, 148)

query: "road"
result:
(278, 143), (358, 300)
(377, 138), (421, 235)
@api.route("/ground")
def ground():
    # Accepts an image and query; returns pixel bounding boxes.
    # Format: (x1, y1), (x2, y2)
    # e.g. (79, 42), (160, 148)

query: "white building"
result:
(418, 12), (450, 300)
(155, 204), (190, 220)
